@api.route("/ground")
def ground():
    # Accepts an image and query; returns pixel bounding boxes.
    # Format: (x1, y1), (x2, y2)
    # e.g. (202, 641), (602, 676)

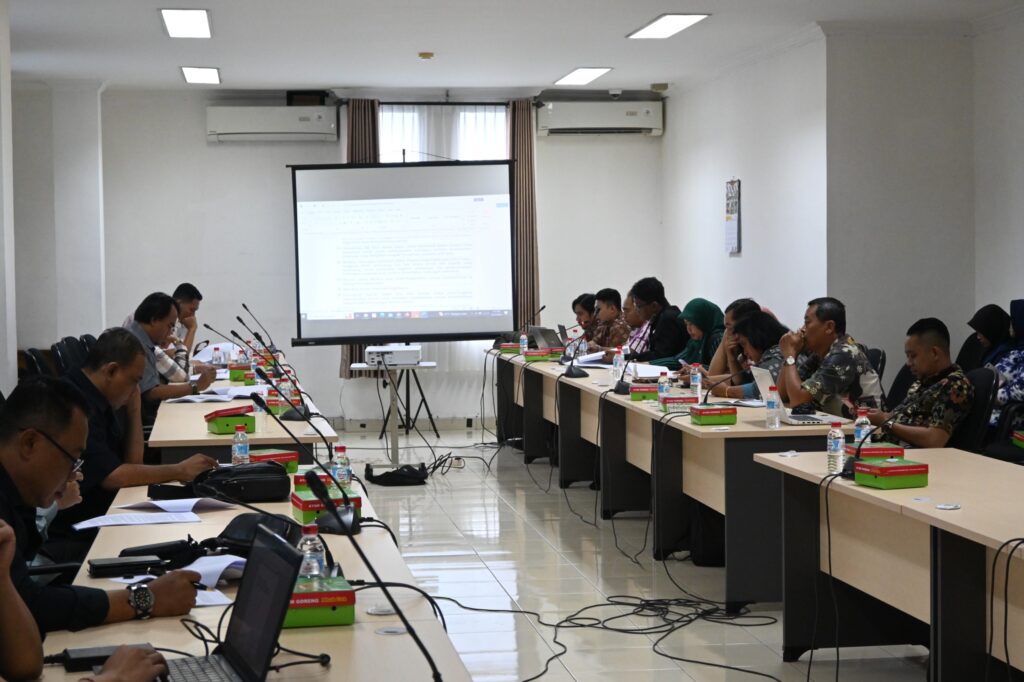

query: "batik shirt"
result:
(801, 334), (883, 417)
(739, 347), (816, 398)
(991, 349), (1024, 427)
(589, 316), (632, 352)
(882, 365), (974, 445)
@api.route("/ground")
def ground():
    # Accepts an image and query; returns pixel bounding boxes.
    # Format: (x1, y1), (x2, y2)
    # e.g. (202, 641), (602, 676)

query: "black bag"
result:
(201, 512), (302, 556)
(364, 462), (428, 486)
(193, 461), (291, 502)
(119, 536), (205, 569)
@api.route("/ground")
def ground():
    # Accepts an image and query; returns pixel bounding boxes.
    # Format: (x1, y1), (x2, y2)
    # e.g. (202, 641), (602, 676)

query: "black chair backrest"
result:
(885, 365), (914, 410)
(50, 342), (71, 376)
(25, 348), (54, 377)
(0, 388), (5, 409)
(866, 348), (886, 383)
(948, 367), (998, 454)
(956, 334), (986, 372)
(80, 334), (97, 354)
(61, 336), (88, 372)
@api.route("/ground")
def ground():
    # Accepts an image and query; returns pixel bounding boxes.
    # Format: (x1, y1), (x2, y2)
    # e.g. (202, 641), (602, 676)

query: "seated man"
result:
(572, 293), (596, 341)
(588, 288), (631, 358)
(776, 297), (883, 417)
(125, 292), (215, 423)
(629, 277), (690, 363)
(867, 318), (974, 448)
(171, 282), (204, 358)
(623, 292), (651, 356)
(48, 328), (217, 558)
(0, 378), (200, 634)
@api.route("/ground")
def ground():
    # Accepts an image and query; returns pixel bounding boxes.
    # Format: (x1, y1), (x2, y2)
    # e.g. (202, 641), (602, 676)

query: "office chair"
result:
(50, 342), (71, 376)
(80, 333), (97, 354)
(25, 348), (54, 377)
(885, 365), (914, 410)
(955, 334), (985, 372)
(948, 367), (998, 454)
(61, 336), (88, 372)
(866, 348), (886, 383)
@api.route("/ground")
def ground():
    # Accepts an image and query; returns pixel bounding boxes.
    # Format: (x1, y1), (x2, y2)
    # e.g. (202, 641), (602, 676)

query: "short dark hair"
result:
(594, 288), (622, 311)
(84, 327), (145, 371)
(133, 292), (179, 324)
(572, 293), (596, 315)
(725, 298), (760, 322)
(0, 376), (91, 442)
(907, 317), (950, 353)
(807, 297), (846, 335)
(630, 277), (667, 308)
(733, 311), (791, 353)
(172, 283), (203, 302)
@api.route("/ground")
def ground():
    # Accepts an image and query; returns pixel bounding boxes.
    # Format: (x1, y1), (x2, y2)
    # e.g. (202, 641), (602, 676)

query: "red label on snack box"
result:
(290, 492), (345, 511)
(288, 590), (355, 609)
(204, 405), (254, 421)
(690, 406), (737, 416)
(524, 350), (548, 357)
(854, 461), (929, 477)
(661, 395), (699, 404)
(630, 385), (658, 393)
(250, 449), (298, 464)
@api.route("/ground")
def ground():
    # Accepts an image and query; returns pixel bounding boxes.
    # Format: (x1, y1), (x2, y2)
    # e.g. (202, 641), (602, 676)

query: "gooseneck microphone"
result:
(562, 330), (590, 379)
(703, 370), (746, 404)
(613, 349), (640, 395)
(241, 302), (279, 353)
(519, 304), (547, 335)
(203, 323), (241, 353)
(253, 365), (310, 421)
(304, 470), (443, 682)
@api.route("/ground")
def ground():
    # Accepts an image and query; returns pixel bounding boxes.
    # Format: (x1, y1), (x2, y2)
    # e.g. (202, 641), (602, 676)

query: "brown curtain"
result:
(339, 99), (381, 379)
(507, 99), (540, 329)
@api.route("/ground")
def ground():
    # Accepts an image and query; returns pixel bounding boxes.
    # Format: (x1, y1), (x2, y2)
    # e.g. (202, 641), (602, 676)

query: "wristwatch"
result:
(127, 582), (155, 619)
(190, 381), (199, 395)
(784, 356), (797, 366)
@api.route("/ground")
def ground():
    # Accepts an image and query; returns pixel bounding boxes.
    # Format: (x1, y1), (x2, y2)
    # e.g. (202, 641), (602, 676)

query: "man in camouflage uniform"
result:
(776, 297), (883, 418)
(867, 318), (974, 448)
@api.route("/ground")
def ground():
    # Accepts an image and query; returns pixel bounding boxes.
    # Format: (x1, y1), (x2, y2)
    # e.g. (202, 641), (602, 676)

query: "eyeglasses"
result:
(21, 428), (84, 475)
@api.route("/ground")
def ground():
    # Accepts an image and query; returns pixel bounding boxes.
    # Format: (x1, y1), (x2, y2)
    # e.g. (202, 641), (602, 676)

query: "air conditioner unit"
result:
(537, 101), (663, 136)
(206, 106), (338, 142)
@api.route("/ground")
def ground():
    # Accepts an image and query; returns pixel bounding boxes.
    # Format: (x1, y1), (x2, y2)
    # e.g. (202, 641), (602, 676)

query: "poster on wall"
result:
(725, 179), (741, 254)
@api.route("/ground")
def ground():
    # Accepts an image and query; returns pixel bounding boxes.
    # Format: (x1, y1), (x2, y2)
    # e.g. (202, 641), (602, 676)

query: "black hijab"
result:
(968, 304), (1011, 348)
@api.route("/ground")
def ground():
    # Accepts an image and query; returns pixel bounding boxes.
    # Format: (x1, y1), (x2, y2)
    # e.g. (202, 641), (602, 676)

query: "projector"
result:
(365, 345), (422, 368)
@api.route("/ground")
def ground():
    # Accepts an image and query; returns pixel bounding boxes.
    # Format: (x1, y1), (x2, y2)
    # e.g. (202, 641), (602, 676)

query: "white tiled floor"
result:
(344, 429), (928, 682)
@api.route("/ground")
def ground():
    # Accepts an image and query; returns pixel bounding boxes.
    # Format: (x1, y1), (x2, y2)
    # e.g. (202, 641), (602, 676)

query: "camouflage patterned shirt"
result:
(883, 364), (974, 443)
(801, 334), (883, 417)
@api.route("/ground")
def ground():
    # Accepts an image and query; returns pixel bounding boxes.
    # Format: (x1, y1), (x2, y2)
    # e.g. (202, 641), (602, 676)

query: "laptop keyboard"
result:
(787, 415), (826, 423)
(167, 655), (240, 682)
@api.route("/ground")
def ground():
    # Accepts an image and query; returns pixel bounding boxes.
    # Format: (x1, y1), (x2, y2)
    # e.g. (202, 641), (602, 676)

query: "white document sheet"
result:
(576, 351), (608, 365)
(195, 589), (233, 607)
(115, 498), (235, 514)
(165, 394), (234, 404)
(631, 363), (668, 379)
(73, 511), (201, 531)
(205, 385), (269, 398)
(182, 554), (247, 587)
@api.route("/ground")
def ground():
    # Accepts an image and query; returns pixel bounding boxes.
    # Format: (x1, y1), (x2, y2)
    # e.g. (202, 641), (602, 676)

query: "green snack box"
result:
(283, 576), (355, 628)
(203, 405), (255, 435)
(250, 448), (299, 473)
(1013, 430), (1024, 449)
(854, 458), (929, 490)
(523, 350), (549, 362)
(243, 372), (256, 386)
(690, 405), (738, 426)
(228, 363), (250, 382)
(290, 487), (362, 524)
(499, 343), (519, 354)
(548, 347), (565, 360)
(660, 395), (698, 413)
(629, 385), (659, 401)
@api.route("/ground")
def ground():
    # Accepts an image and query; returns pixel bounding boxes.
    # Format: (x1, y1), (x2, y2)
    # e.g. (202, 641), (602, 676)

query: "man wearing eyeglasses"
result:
(0, 378), (200, 634)
(45, 328), (217, 560)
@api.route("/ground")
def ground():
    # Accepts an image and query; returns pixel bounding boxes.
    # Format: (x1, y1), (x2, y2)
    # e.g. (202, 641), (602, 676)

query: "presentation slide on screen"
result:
(293, 163), (515, 343)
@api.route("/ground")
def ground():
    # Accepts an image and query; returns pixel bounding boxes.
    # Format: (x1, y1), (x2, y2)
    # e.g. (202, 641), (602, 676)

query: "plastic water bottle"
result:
(278, 378), (293, 406)
(611, 346), (624, 382)
(333, 445), (352, 487)
(297, 524), (327, 580)
(690, 363), (702, 401)
(519, 332), (529, 356)
(231, 425), (249, 465)
(621, 349), (633, 383)
(826, 422), (846, 473)
(658, 370), (671, 398)
(211, 346), (223, 365)
(853, 408), (871, 447)
(766, 386), (781, 429)
(237, 348), (248, 365)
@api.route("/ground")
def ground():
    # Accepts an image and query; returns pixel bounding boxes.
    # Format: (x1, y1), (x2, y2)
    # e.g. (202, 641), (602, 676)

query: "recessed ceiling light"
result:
(181, 66), (220, 84)
(554, 67), (612, 86)
(627, 14), (708, 39)
(161, 9), (212, 39)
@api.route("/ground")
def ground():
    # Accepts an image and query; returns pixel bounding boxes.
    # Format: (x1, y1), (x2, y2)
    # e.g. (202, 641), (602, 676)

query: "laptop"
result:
(529, 325), (564, 350)
(749, 367), (850, 426)
(165, 525), (302, 682)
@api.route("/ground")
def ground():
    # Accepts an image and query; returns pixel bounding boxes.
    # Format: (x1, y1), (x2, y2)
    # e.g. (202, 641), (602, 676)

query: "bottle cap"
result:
(617, 346), (622, 351)
(214, 346), (220, 350)
(302, 524), (319, 535)
(334, 445), (347, 454)
(235, 425), (247, 432)
(857, 407), (868, 416)
(769, 385), (777, 391)
(691, 363), (701, 368)
(660, 370), (668, 376)
(831, 422), (842, 428)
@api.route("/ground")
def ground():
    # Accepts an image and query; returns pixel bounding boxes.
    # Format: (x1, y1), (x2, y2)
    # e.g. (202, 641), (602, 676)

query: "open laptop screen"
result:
(222, 525), (302, 682)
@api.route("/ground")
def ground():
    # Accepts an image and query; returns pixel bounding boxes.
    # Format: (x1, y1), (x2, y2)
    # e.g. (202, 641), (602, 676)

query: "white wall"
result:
(535, 134), (662, 328)
(825, 27), (975, 368)
(12, 88), (56, 348)
(660, 31), (828, 331)
(974, 17), (1024, 309)
(0, 0), (16, 390)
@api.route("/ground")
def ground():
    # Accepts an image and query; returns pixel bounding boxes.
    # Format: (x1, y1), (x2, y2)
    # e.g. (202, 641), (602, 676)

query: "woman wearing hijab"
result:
(651, 298), (724, 369)
(968, 303), (1013, 366)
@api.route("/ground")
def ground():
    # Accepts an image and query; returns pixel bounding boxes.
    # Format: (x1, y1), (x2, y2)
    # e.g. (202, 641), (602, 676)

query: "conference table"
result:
(148, 382), (339, 463)
(493, 351), (849, 610)
(754, 448), (1024, 681)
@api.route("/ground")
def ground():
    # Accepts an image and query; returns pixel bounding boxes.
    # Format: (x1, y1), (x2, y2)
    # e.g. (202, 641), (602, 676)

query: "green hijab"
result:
(678, 298), (725, 366)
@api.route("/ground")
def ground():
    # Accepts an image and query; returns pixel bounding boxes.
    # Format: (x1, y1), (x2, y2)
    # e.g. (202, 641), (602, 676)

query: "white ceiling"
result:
(10, 0), (1020, 94)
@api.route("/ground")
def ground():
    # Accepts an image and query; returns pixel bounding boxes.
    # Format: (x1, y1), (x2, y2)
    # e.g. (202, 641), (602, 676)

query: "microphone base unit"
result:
(612, 379), (630, 395)
(280, 405), (312, 421)
(365, 345), (422, 367)
(563, 364), (590, 379)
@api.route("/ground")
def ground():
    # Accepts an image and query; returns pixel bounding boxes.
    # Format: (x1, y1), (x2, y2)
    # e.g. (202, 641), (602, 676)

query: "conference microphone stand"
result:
(702, 370), (746, 405)
(241, 302), (280, 355)
(563, 332), (590, 380)
(305, 470), (443, 682)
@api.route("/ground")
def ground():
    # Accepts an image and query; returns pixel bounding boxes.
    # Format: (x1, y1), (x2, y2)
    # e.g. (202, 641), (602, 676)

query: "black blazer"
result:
(634, 304), (689, 362)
